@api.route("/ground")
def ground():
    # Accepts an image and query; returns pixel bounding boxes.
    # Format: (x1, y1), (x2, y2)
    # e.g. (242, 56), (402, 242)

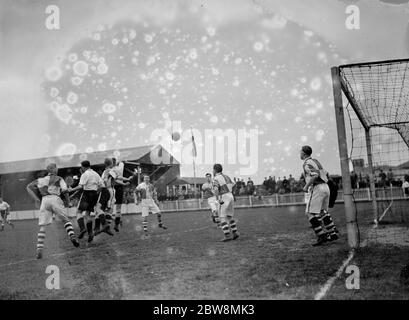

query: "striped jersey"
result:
(303, 157), (328, 185)
(202, 182), (215, 199)
(213, 173), (234, 195)
(37, 174), (68, 196)
(136, 182), (156, 200)
(101, 168), (115, 188)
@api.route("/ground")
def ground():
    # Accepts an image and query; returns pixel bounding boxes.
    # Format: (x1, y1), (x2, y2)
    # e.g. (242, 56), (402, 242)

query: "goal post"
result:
(331, 66), (360, 249)
(331, 58), (409, 248)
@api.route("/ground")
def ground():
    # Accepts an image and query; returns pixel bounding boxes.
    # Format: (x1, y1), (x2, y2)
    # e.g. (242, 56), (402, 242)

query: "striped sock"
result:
(37, 229), (46, 251)
(321, 211), (337, 235)
(142, 221), (148, 234)
(309, 216), (325, 237)
(229, 219), (238, 233)
(221, 222), (230, 237)
(63, 222), (75, 239)
(105, 214), (112, 225)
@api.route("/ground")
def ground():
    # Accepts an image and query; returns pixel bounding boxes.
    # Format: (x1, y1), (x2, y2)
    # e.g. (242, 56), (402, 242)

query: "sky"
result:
(1, 0), (409, 182)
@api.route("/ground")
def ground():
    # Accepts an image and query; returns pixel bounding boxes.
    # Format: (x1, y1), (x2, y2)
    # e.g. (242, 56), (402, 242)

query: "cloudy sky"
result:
(1, 0), (409, 182)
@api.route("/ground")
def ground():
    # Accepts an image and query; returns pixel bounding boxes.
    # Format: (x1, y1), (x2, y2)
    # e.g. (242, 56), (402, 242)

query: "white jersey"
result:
(0, 201), (10, 211)
(79, 169), (103, 191)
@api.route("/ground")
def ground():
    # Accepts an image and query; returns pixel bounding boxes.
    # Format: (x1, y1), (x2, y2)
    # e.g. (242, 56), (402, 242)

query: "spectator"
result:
(276, 177), (284, 194)
(403, 175), (409, 197)
(288, 174), (295, 193)
(350, 171), (358, 189)
(379, 170), (387, 188)
(387, 168), (394, 186)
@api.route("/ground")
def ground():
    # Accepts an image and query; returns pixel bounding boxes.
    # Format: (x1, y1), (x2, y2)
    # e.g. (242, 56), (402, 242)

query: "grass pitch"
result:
(0, 205), (408, 299)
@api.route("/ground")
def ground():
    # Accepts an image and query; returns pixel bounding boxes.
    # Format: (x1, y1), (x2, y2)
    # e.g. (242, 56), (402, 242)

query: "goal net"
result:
(334, 59), (409, 247)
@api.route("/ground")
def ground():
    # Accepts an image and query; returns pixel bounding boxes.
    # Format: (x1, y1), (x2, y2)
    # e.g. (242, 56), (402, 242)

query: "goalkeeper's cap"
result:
(301, 145), (312, 156)
(213, 163), (223, 173)
(205, 173), (212, 177)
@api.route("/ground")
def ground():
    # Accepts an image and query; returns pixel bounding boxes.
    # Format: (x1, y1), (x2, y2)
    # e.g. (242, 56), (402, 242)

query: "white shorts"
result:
(305, 183), (330, 215)
(141, 199), (160, 217)
(39, 195), (69, 226)
(219, 193), (234, 218)
(207, 196), (219, 213)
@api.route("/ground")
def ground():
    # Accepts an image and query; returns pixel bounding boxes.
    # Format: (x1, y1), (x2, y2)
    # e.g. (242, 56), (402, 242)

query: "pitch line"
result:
(0, 225), (210, 269)
(314, 250), (355, 300)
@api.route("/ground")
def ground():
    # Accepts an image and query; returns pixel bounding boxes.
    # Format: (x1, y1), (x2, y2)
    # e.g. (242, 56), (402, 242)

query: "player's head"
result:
(300, 145), (312, 160)
(46, 163), (58, 175)
(104, 157), (113, 168)
(143, 174), (150, 183)
(213, 163), (223, 175)
(81, 160), (91, 171)
(205, 173), (212, 182)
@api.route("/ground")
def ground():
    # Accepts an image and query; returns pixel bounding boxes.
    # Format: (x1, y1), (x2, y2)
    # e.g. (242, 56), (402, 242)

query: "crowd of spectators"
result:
(350, 169), (407, 189)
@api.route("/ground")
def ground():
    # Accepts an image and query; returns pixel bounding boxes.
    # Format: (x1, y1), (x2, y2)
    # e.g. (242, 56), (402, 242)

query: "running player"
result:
(26, 163), (79, 259)
(0, 197), (13, 231)
(201, 173), (220, 227)
(212, 164), (239, 242)
(69, 160), (103, 243)
(135, 174), (167, 239)
(301, 145), (339, 246)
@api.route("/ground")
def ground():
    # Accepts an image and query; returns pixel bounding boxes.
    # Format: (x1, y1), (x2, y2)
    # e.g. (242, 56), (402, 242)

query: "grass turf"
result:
(0, 204), (407, 299)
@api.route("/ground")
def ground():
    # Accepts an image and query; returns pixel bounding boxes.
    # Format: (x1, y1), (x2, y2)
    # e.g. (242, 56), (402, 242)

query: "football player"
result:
(110, 158), (131, 232)
(301, 145), (339, 246)
(69, 161), (104, 243)
(0, 197), (13, 231)
(26, 163), (79, 259)
(94, 158), (116, 237)
(201, 173), (220, 227)
(212, 164), (239, 242)
(135, 174), (167, 239)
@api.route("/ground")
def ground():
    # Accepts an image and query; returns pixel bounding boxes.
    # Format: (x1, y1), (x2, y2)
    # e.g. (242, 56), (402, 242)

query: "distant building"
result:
(166, 177), (208, 198)
(0, 144), (179, 212)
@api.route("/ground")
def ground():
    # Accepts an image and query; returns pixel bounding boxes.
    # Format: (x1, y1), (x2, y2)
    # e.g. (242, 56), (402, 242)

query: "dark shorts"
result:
(114, 185), (124, 205)
(99, 188), (111, 211)
(1, 210), (7, 219)
(78, 190), (99, 212)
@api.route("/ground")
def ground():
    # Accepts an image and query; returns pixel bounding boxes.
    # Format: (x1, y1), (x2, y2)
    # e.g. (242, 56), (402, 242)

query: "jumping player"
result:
(0, 197), (13, 231)
(212, 164), (239, 242)
(69, 160), (103, 243)
(26, 163), (79, 259)
(135, 175), (167, 239)
(110, 158), (131, 232)
(301, 145), (339, 246)
(94, 158), (115, 237)
(202, 173), (220, 227)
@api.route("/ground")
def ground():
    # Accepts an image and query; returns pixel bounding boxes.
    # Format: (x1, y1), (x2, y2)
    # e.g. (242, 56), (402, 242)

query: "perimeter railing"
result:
(9, 187), (408, 220)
